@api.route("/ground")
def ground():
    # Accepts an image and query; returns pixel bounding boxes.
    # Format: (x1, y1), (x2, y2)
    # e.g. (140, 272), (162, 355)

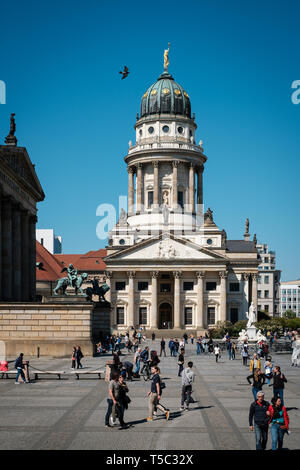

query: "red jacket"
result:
(268, 405), (289, 430)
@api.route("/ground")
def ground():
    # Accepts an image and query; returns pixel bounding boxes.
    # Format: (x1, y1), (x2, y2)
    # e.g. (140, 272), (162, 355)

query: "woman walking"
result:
(71, 347), (76, 369)
(178, 348), (185, 377)
(264, 357), (273, 385)
(241, 346), (249, 366)
(268, 397), (289, 450)
(147, 366), (169, 422)
(214, 344), (221, 363)
(272, 366), (287, 406)
(247, 368), (266, 401)
(231, 342), (237, 360)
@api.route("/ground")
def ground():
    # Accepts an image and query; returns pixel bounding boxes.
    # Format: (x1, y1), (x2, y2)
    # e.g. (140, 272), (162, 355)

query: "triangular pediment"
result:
(104, 233), (228, 262)
(0, 145), (45, 201)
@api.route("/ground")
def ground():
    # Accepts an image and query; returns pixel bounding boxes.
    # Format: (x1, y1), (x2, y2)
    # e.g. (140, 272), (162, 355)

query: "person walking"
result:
(231, 342), (237, 360)
(140, 346), (149, 374)
(151, 332), (155, 342)
(214, 344), (221, 363)
(14, 353), (27, 384)
(71, 347), (76, 369)
(226, 340), (232, 360)
(196, 337), (201, 355)
(168, 339), (175, 357)
(180, 361), (195, 411)
(249, 391), (270, 450)
(117, 375), (131, 429)
(263, 358), (273, 385)
(75, 346), (83, 369)
(249, 353), (261, 373)
(183, 333), (188, 345)
(268, 397), (290, 450)
(272, 366), (287, 406)
(147, 366), (169, 422)
(177, 348), (185, 377)
(190, 334), (194, 345)
(133, 348), (141, 376)
(242, 346), (249, 366)
(105, 372), (130, 429)
(160, 338), (166, 357)
(247, 368), (266, 401)
(174, 338), (179, 357)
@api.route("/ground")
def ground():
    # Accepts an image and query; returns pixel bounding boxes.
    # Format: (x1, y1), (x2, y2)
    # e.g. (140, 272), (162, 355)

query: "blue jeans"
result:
(15, 368), (26, 383)
(254, 423), (269, 450)
(273, 388), (284, 406)
(196, 344), (201, 355)
(228, 350), (232, 360)
(134, 359), (140, 374)
(271, 423), (285, 450)
(252, 387), (260, 401)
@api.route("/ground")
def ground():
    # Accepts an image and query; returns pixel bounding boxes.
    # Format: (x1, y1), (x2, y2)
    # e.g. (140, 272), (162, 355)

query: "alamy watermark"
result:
(291, 80), (300, 104)
(0, 80), (6, 104)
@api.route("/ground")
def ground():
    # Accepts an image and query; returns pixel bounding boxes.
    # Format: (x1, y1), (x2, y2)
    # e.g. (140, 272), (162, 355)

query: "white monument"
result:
(245, 302), (258, 341)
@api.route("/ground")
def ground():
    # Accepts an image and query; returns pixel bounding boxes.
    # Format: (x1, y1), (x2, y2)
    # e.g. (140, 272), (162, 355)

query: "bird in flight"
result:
(119, 66), (129, 79)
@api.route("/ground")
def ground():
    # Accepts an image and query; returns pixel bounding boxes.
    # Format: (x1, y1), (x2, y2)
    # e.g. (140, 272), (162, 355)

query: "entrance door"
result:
(159, 303), (173, 329)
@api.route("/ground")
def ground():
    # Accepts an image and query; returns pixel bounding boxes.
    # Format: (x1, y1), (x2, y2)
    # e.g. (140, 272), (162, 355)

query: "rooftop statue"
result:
(53, 263), (88, 295)
(164, 42), (170, 72)
(85, 277), (110, 302)
(245, 218), (249, 234)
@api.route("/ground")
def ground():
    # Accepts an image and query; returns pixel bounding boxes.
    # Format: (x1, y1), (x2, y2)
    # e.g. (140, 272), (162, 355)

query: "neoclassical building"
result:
(104, 58), (259, 334)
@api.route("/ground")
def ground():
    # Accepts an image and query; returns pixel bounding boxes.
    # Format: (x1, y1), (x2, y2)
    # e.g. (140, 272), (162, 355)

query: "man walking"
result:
(249, 391), (270, 450)
(180, 361), (195, 411)
(168, 339), (174, 357)
(147, 366), (169, 422)
(214, 344), (221, 362)
(273, 366), (287, 406)
(105, 372), (130, 429)
(177, 348), (185, 377)
(196, 337), (201, 355)
(14, 353), (27, 384)
(226, 340), (232, 360)
(160, 338), (166, 357)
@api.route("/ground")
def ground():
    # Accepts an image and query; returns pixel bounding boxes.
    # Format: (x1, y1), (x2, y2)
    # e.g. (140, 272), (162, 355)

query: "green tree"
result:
(283, 310), (296, 319)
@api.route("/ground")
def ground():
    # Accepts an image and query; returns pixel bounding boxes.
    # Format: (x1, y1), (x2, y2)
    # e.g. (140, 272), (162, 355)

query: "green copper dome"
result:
(140, 72), (191, 118)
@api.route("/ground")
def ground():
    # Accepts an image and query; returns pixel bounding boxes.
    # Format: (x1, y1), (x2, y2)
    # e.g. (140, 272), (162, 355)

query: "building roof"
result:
(226, 240), (258, 253)
(54, 249), (107, 272)
(36, 241), (64, 281)
(140, 72), (191, 118)
(280, 280), (300, 286)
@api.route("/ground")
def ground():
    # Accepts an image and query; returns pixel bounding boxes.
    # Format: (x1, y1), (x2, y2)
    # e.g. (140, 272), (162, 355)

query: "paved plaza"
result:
(0, 341), (299, 451)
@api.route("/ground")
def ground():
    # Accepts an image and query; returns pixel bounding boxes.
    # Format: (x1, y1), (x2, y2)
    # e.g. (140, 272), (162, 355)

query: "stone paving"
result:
(0, 340), (299, 450)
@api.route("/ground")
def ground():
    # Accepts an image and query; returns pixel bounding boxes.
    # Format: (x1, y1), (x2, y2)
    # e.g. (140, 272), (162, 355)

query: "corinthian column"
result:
(196, 271), (205, 328)
(2, 197), (13, 300)
(197, 166), (203, 209)
(172, 161), (178, 209)
(153, 161), (159, 210)
(28, 215), (37, 301)
(12, 203), (22, 301)
(127, 167), (134, 215)
(189, 163), (195, 213)
(150, 271), (159, 329)
(252, 274), (258, 311)
(136, 163), (143, 213)
(127, 271), (136, 328)
(173, 271), (182, 329)
(21, 210), (30, 301)
(219, 271), (228, 322)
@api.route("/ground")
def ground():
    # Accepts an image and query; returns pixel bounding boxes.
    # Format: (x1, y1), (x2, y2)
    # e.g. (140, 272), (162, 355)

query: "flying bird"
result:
(119, 66), (129, 79)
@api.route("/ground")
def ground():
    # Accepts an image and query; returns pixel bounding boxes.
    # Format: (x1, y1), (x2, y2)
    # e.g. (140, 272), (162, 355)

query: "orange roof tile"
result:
(36, 241), (64, 281)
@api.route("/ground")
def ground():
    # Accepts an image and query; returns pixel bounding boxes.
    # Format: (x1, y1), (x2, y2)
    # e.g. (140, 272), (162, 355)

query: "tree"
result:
(283, 310), (296, 319)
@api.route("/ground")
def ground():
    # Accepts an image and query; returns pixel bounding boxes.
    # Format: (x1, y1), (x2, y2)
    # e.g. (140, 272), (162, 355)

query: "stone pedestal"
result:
(246, 327), (257, 341)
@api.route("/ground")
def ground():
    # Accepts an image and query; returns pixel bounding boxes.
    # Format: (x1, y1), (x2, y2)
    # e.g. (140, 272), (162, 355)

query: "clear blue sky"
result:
(0, 0), (299, 281)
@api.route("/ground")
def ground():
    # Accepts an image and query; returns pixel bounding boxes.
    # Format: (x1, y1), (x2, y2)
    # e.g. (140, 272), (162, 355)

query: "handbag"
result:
(160, 382), (166, 390)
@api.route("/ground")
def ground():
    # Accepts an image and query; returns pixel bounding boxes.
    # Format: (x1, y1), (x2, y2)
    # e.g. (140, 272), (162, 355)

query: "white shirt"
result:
(214, 346), (220, 355)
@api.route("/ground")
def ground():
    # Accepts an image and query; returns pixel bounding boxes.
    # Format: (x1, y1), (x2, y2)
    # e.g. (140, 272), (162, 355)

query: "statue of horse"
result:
(85, 277), (110, 302)
(53, 272), (88, 295)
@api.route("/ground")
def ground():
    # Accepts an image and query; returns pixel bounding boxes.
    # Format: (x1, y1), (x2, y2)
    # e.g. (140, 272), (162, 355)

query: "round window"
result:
(162, 125), (169, 133)
(206, 239), (213, 245)
(119, 239), (125, 245)
(148, 126), (154, 134)
(178, 126), (184, 134)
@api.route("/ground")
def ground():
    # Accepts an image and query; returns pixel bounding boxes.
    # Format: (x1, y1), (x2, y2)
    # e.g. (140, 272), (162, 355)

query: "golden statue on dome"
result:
(164, 42), (170, 72)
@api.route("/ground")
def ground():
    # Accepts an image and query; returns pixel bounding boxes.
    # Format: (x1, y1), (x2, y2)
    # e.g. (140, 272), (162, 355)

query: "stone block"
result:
(18, 315), (33, 320)
(31, 326), (42, 331)
(11, 310), (25, 314)
(53, 320), (67, 326)
(38, 331), (54, 337)
(0, 320), (10, 325)
(82, 320), (91, 326)
(2, 325), (16, 330)
(17, 326), (32, 331)
(39, 320), (53, 326)
(46, 326), (61, 331)
(10, 320), (25, 325)
(24, 320), (39, 326)
(0, 331), (10, 337)
(67, 331), (84, 337)
(67, 321), (83, 326)
(31, 315), (46, 320)
(47, 315), (61, 320)
(24, 332), (39, 337)
(3, 315), (17, 320)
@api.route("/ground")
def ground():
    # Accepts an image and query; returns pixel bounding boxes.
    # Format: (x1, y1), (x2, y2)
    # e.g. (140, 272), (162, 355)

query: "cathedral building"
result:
(104, 59), (259, 334)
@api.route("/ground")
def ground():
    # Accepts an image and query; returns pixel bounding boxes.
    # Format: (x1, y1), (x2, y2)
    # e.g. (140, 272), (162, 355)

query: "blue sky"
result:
(0, 0), (299, 280)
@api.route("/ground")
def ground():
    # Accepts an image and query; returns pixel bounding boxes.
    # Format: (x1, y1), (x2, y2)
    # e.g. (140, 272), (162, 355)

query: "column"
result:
(150, 271), (159, 329)
(173, 271), (182, 329)
(136, 163), (143, 213)
(0, 192), (2, 300)
(127, 167), (134, 215)
(219, 271), (228, 322)
(153, 161), (159, 210)
(196, 271), (205, 328)
(243, 273), (251, 312)
(197, 166), (203, 208)
(172, 161), (178, 209)
(127, 271), (136, 328)
(2, 196), (13, 300)
(252, 274), (258, 311)
(189, 163), (195, 213)
(105, 271), (113, 304)
(28, 215), (37, 301)
(21, 210), (30, 301)
(12, 203), (22, 301)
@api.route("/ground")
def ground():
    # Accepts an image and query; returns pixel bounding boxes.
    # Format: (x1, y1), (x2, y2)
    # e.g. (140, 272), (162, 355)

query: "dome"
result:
(140, 72), (191, 118)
